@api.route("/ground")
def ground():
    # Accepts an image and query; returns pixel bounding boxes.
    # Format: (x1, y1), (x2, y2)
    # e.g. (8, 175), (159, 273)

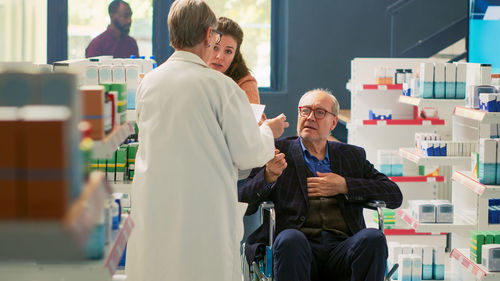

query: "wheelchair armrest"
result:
(347, 199), (386, 231)
(259, 201), (276, 248)
(362, 200), (386, 210)
(365, 200), (386, 231)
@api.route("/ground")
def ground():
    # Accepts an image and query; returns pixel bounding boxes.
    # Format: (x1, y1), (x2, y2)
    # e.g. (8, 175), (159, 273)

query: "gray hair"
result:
(298, 88), (339, 116)
(168, 0), (217, 49)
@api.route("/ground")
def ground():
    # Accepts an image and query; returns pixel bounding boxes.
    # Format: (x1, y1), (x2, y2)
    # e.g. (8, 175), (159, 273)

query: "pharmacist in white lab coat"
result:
(125, 1), (289, 280)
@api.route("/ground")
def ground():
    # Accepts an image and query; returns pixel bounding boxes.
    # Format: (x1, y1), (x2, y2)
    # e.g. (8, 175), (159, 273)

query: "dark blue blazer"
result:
(239, 136), (403, 263)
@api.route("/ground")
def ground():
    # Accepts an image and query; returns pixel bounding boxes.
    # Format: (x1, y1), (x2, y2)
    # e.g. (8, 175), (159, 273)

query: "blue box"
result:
(369, 110), (392, 120)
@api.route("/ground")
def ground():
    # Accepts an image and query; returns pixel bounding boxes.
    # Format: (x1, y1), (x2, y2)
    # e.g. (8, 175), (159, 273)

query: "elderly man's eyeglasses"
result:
(298, 106), (336, 120)
(212, 28), (223, 44)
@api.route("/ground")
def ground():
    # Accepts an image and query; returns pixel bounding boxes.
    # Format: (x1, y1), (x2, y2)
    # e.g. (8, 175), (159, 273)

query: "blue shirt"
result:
(299, 138), (332, 176)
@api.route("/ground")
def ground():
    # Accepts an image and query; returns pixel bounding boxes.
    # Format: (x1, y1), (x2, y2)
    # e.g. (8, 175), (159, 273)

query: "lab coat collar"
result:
(169, 51), (209, 68)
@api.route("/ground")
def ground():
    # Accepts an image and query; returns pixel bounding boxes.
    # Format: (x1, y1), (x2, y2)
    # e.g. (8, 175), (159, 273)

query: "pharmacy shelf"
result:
(93, 122), (135, 159)
(388, 176), (445, 183)
(452, 171), (500, 197)
(397, 209), (476, 234)
(111, 182), (132, 194)
(454, 106), (500, 124)
(0, 216), (134, 281)
(450, 248), (500, 281)
(383, 228), (447, 236)
(0, 171), (111, 261)
(399, 147), (471, 167)
(361, 84), (403, 90)
(362, 119), (445, 125)
(398, 95), (466, 107)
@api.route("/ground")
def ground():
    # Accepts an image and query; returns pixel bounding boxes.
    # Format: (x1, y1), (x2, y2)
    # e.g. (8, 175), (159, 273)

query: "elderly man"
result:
(85, 0), (139, 58)
(240, 89), (403, 281)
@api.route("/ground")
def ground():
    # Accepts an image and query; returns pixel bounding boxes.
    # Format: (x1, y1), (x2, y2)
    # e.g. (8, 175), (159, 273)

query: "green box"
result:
(100, 83), (111, 92)
(98, 159), (107, 172)
(470, 231), (485, 264)
(485, 231), (495, 244)
(116, 147), (127, 181)
(110, 83), (127, 100)
(106, 151), (117, 181)
(90, 159), (99, 172)
(494, 232), (500, 244)
(128, 143), (138, 168)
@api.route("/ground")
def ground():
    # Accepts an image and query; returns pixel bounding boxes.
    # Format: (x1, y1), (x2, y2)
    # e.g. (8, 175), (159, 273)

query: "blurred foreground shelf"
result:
(0, 172), (111, 261)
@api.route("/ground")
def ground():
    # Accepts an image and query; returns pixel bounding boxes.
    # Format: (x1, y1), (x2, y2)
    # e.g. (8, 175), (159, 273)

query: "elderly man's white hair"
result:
(298, 88), (340, 116)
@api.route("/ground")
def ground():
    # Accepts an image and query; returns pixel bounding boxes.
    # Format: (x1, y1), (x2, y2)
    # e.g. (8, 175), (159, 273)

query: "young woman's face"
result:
(208, 35), (238, 73)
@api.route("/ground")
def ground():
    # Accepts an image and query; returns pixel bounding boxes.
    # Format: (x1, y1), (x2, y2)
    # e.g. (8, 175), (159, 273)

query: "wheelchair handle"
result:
(260, 202), (276, 248)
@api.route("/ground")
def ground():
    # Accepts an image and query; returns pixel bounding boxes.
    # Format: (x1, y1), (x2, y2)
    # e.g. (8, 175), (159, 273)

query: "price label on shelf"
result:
(378, 120), (387, 126)
(422, 120), (431, 126)
(427, 177), (436, 182)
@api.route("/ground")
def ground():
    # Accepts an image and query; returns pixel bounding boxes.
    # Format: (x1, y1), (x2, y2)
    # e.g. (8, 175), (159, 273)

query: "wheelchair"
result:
(241, 200), (399, 281)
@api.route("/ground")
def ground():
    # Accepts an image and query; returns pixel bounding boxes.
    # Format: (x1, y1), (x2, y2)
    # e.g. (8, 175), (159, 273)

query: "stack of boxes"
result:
(53, 56), (154, 110)
(489, 199), (500, 224)
(389, 243), (444, 280)
(0, 105), (80, 219)
(408, 200), (454, 224)
(415, 133), (477, 157)
(466, 64), (492, 109)
(470, 230), (500, 264)
(477, 138), (500, 185)
(377, 150), (403, 176)
(0, 71), (82, 220)
(90, 142), (138, 182)
(416, 62), (466, 100)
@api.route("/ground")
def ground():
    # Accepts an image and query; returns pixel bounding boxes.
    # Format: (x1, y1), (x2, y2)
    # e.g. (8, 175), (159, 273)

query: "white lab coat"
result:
(125, 51), (275, 281)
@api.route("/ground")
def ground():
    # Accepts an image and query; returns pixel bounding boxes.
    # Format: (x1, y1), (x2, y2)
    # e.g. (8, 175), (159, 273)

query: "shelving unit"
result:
(360, 84), (403, 90)
(397, 208), (476, 234)
(452, 171), (500, 231)
(399, 147), (471, 167)
(452, 171), (500, 197)
(0, 172), (111, 260)
(450, 248), (500, 281)
(454, 107), (500, 123)
(0, 216), (134, 281)
(362, 119), (445, 126)
(453, 107), (500, 142)
(93, 122), (135, 159)
(398, 96), (466, 108)
(389, 176), (445, 183)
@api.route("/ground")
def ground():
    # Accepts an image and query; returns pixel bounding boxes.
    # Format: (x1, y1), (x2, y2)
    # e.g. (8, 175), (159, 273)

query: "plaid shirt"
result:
(239, 136), (403, 263)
